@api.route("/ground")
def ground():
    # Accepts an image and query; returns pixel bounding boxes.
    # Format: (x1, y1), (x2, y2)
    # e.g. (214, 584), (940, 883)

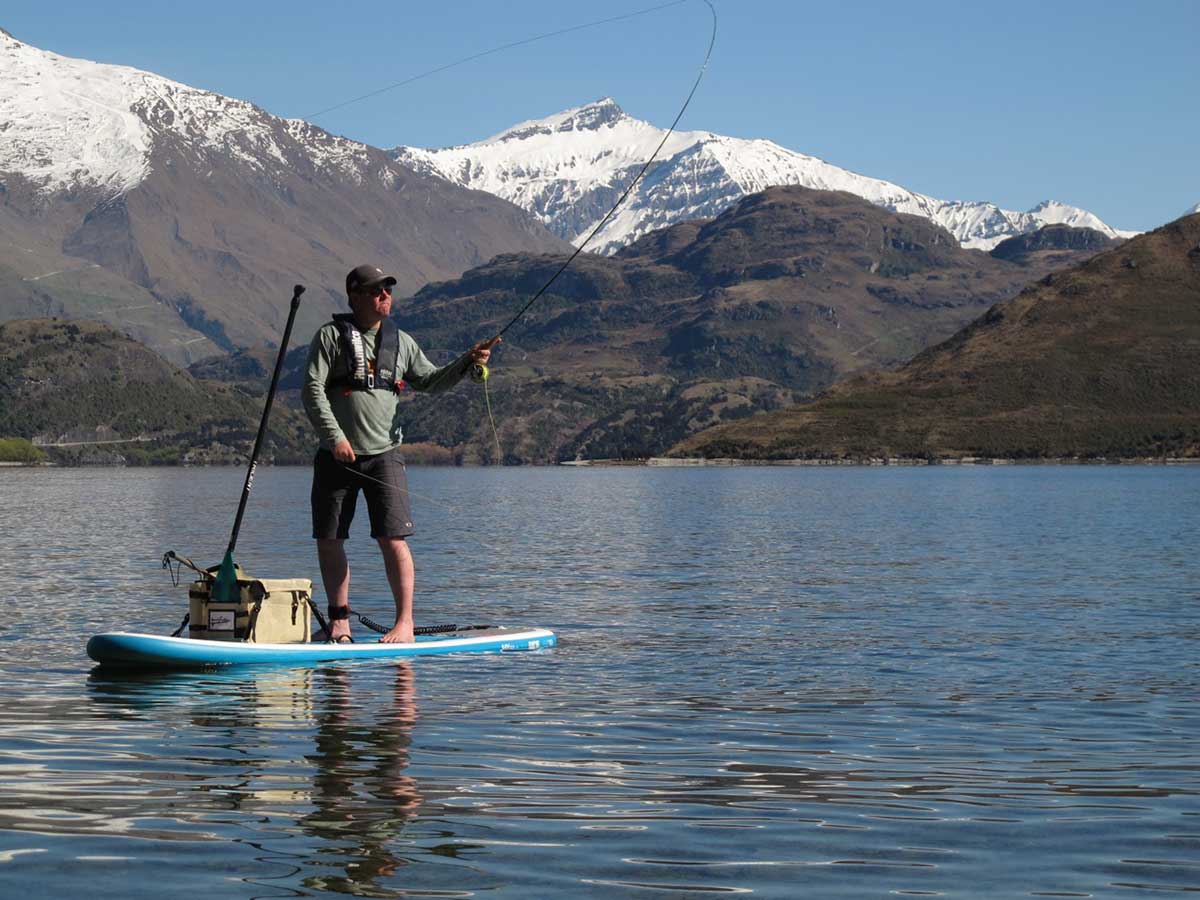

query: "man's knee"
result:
(376, 536), (413, 563)
(317, 538), (346, 559)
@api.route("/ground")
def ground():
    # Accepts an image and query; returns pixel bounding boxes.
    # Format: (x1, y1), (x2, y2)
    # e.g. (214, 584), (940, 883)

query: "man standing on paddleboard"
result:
(302, 264), (497, 643)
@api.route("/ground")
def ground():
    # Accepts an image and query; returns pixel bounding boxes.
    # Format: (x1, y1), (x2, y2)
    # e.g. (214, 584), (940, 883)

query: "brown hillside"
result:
(669, 214), (1200, 460)
(183, 187), (1121, 463)
(385, 187), (1115, 461)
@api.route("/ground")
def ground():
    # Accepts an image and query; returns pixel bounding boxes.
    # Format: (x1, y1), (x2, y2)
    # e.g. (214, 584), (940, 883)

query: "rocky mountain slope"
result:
(0, 29), (569, 365)
(668, 213), (1200, 461)
(370, 186), (1116, 462)
(394, 98), (1134, 255)
(6, 186), (1123, 465)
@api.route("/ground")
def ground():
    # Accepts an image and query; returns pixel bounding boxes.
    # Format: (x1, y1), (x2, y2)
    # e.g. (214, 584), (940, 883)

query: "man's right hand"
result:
(332, 439), (356, 463)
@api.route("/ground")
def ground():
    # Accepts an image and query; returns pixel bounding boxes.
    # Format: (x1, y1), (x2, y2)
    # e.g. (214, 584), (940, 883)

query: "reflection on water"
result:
(303, 664), (421, 893)
(1, 466), (1199, 897)
(73, 662), (426, 896)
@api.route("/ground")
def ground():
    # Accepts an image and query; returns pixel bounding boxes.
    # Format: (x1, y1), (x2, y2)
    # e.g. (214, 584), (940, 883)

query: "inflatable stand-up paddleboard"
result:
(88, 626), (556, 670)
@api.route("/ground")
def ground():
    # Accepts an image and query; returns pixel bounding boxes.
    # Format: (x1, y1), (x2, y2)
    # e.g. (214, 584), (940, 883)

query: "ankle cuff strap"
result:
(327, 605), (352, 621)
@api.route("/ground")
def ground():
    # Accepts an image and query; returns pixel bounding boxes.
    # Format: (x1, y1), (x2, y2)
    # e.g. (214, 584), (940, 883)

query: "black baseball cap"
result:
(346, 264), (398, 295)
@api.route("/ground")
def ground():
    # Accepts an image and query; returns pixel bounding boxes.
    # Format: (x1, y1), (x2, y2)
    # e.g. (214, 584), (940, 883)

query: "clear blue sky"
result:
(5, 0), (1197, 232)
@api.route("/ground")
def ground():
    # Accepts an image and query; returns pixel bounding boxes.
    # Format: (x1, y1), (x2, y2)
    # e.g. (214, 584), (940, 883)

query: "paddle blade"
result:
(211, 550), (239, 603)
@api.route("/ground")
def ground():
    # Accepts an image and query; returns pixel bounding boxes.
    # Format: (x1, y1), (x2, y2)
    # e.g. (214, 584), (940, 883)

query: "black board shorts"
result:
(311, 446), (415, 540)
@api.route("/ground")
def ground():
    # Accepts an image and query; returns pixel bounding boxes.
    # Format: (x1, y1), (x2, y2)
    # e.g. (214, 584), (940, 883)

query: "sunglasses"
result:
(366, 284), (393, 297)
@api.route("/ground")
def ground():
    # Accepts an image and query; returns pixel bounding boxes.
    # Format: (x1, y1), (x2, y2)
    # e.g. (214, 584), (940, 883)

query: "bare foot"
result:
(380, 624), (415, 644)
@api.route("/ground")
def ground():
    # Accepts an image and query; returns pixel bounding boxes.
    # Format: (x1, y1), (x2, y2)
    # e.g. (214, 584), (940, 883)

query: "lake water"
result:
(0, 464), (1197, 898)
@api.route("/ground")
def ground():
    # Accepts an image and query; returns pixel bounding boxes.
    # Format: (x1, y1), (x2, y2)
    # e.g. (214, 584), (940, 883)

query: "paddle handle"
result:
(227, 285), (305, 555)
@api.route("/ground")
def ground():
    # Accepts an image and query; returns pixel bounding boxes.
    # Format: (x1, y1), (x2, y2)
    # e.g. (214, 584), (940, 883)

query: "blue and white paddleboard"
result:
(87, 626), (556, 669)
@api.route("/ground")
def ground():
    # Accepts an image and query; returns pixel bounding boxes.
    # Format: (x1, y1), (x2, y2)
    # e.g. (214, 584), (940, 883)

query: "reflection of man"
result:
(303, 264), (498, 644)
(304, 662), (422, 889)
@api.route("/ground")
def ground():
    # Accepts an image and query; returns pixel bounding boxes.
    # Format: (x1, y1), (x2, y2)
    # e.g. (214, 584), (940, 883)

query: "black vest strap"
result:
(330, 314), (402, 392)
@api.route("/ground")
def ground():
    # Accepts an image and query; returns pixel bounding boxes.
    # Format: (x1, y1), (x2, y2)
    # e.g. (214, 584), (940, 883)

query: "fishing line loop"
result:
(467, 362), (503, 464)
(302, 0), (691, 121)
(481, 367), (503, 465)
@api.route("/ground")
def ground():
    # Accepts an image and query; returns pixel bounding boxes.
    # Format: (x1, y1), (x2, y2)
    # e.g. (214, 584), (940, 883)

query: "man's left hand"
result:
(469, 335), (501, 365)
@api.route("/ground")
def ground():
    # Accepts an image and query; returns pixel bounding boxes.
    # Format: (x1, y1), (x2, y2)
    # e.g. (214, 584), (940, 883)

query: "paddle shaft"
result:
(226, 285), (305, 556)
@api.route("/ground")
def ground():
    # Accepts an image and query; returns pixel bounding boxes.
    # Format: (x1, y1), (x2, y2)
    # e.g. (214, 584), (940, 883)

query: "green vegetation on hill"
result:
(669, 214), (1200, 461)
(0, 318), (313, 465)
(0, 437), (46, 463)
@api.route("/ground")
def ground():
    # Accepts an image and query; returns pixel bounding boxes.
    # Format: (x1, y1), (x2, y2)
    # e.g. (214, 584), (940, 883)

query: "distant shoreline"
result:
(6, 457), (1199, 469)
(566, 456), (1200, 467)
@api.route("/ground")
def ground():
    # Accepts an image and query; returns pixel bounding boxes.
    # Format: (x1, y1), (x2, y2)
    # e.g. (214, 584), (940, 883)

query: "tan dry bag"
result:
(188, 575), (313, 643)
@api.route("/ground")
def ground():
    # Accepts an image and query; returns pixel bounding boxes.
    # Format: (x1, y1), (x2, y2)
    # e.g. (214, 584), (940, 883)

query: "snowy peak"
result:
(1025, 200), (1120, 234)
(393, 101), (1132, 254)
(560, 96), (628, 130)
(393, 100), (712, 247)
(0, 30), (381, 199)
(482, 97), (631, 144)
(0, 30), (153, 195)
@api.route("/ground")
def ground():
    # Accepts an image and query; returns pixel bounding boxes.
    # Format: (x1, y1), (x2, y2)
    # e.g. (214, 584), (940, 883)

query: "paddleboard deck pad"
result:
(88, 626), (556, 669)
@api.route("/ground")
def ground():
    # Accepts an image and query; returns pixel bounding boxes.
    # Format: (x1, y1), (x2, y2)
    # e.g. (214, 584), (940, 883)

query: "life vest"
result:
(330, 314), (403, 392)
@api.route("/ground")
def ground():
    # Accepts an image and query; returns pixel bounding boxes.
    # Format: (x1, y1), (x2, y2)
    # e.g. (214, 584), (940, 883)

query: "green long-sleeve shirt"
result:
(302, 321), (469, 455)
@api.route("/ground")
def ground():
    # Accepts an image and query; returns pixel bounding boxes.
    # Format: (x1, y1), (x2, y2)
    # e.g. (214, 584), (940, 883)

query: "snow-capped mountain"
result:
(0, 27), (384, 199)
(0, 29), (565, 362)
(1187, 202), (1200, 216)
(394, 98), (1134, 254)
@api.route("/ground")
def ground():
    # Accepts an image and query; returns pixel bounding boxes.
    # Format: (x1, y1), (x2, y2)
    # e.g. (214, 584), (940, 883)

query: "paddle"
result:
(212, 285), (305, 602)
